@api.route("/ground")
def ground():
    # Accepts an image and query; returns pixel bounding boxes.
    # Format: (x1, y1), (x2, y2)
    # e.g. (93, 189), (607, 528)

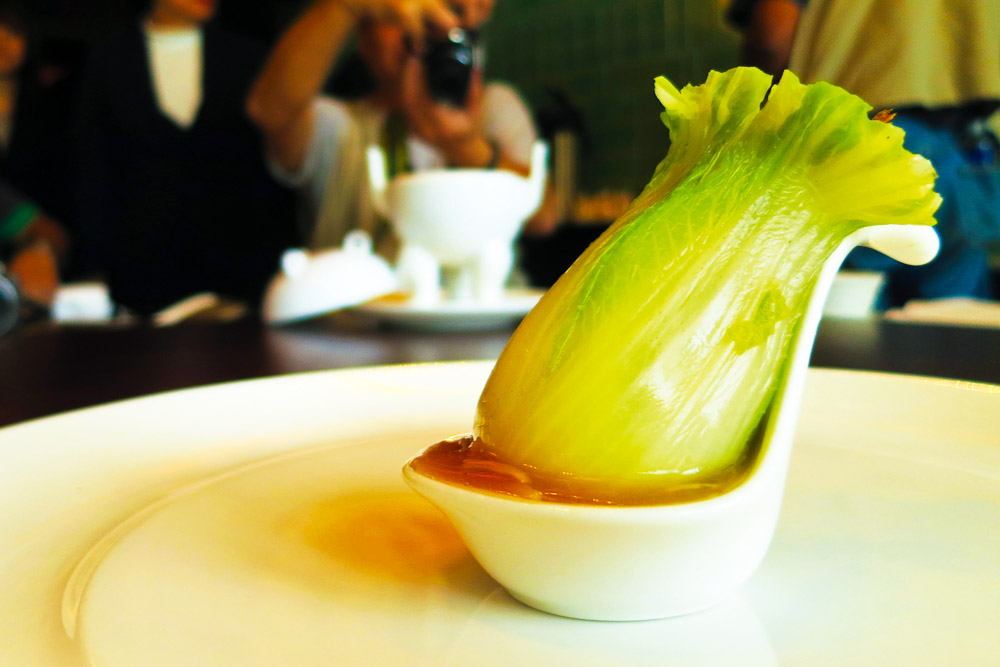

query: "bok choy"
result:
(474, 67), (940, 495)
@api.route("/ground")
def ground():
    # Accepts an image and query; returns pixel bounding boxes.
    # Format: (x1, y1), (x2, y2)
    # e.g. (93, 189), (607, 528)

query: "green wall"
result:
(486, 0), (740, 193)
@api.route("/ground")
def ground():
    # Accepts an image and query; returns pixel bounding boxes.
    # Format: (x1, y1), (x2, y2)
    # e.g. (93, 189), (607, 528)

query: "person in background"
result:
(75, 0), (297, 316)
(246, 0), (538, 254)
(729, 0), (1000, 308)
(0, 1), (77, 261)
(0, 178), (67, 307)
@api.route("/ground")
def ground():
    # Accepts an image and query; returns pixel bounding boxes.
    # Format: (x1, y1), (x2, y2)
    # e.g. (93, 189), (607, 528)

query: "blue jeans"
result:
(844, 111), (999, 309)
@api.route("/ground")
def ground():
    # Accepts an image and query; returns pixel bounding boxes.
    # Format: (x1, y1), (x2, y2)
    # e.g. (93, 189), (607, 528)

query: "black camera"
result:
(423, 27), (480, 107)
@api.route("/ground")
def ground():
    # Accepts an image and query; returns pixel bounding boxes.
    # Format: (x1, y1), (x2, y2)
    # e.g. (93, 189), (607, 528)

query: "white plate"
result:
(351, 288), (545, 331)
(1, 363), (999, 666)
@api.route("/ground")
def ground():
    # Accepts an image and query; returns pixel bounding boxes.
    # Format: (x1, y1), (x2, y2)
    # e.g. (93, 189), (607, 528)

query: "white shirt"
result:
(143, 23), (203, 129)
(789, 0), (1000, 110)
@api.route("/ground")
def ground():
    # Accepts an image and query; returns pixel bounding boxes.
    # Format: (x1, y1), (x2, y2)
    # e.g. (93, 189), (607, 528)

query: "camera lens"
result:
(423, 29), (477, 107)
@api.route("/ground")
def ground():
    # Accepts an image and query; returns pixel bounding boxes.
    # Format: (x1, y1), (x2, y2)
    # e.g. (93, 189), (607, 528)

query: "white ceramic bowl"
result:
(367, 143), (548, 265)
(403, 455), (786, 621)
(404, 224), (940, 621)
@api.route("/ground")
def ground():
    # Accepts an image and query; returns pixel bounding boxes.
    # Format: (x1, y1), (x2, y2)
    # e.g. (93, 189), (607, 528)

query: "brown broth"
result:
(409, 434), (761, 507)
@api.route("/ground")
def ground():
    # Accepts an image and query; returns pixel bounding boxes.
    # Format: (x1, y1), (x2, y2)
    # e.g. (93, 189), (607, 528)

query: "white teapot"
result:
(366, 141), (548, 305)
(262, 231), (399, 324)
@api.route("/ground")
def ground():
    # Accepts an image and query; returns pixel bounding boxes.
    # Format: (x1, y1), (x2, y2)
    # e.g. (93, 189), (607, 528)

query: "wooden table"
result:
(2, 315), (999, 428)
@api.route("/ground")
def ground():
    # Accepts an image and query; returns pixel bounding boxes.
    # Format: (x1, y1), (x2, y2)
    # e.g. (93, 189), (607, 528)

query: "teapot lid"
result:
(263, 231), (399, 324)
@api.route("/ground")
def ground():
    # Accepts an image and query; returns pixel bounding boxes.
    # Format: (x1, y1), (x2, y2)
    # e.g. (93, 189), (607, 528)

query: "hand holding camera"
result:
(401, 59), (495, 167)
(348, 0), (493, 165)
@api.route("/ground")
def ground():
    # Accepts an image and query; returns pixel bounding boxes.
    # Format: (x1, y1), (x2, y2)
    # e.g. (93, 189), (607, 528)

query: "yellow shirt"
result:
(789, 0), (1000, 109)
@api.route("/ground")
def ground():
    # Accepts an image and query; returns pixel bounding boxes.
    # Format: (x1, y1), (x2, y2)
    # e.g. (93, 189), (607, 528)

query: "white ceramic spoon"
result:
(403, 224), (940, 622)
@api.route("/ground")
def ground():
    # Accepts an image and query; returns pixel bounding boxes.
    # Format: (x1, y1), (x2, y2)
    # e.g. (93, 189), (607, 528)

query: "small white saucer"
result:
(350, 288), (545, 331)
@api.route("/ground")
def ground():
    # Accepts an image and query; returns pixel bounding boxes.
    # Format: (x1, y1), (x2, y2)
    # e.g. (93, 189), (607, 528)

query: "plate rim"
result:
(2, 362), (998, 665)
(3, 363), (998, 437)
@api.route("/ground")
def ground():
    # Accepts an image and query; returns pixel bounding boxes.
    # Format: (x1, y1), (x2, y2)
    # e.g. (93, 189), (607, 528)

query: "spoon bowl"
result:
(403, 224), (939, 621)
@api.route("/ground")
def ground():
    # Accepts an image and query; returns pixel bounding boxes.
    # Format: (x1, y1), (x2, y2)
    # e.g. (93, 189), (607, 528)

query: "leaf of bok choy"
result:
(474, 67), (940, 493)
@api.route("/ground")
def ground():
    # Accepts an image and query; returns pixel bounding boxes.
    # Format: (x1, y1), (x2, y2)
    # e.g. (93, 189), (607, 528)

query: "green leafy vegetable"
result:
(474, 67), (939, 494)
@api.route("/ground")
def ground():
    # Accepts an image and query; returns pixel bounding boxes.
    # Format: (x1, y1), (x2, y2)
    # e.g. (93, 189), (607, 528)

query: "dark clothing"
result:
(0, 179), (38, 271)
(75, 25), (296, 315)
(725, 0), (765, 29)
(0, 178), (36, 243)
(1, 64), (77, 232)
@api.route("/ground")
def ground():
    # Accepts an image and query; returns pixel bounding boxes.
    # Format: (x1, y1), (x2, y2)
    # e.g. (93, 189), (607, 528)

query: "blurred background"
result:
(488, 0), (738, 194)
(3, 0), (1000, 432)
(26, 0), (739, 194)
(3, 0), (998, 321)
(18, 0), (742, 273)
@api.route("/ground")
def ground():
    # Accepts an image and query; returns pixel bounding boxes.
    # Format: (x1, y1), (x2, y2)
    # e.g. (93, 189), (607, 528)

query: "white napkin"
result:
(51, 283), (115, 322)
(886, 297), (1000, 328)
